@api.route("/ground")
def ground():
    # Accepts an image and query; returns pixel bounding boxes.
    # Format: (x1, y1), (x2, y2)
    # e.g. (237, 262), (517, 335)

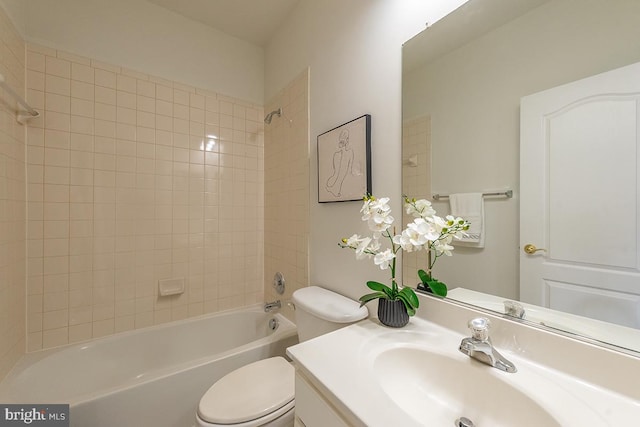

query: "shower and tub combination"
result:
(0, 306), (297, 427)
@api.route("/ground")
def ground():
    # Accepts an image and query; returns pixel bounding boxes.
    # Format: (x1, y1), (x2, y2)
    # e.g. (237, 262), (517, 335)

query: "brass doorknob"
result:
(523, 244), (546, 255)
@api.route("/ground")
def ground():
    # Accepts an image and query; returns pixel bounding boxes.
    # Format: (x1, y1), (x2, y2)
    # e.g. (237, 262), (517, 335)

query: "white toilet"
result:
(195, 286), (368, 427)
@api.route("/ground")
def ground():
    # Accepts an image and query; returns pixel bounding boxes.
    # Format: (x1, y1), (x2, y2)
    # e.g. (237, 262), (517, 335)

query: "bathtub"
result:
(0, 306), (298, 427)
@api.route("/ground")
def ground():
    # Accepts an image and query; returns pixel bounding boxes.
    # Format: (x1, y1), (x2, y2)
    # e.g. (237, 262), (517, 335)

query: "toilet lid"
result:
(198, 357), (294, 425)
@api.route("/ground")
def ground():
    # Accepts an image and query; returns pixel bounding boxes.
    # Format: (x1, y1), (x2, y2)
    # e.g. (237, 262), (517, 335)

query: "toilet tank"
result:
(292, 286), (368, 342)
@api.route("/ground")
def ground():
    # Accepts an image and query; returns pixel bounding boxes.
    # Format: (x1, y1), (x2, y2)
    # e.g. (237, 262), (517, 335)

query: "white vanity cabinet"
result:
(293, 370), (350, 427)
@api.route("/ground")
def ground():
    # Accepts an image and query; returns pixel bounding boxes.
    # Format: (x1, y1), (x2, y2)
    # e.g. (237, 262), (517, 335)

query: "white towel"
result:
(449, 193), (484, 248)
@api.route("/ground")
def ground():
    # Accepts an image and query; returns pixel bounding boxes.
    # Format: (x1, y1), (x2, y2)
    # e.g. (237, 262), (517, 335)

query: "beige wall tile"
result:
(45, 56), (71, 79)
(71, 80), (94, 101)
(24, 43), (266, 350)
(45, 75), (70, 96)
(263, 69), (309, 313)
(0, 7), (27, 378)
(94, 69), (117, 88)
(71, 63), (94, 84)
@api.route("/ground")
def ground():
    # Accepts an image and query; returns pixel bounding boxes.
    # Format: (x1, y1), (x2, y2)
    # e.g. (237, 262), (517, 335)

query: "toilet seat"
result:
(197, 357), (294, 426)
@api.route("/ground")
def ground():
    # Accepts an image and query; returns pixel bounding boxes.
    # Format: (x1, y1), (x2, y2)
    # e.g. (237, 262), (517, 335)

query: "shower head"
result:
(264, 108), (282, 124)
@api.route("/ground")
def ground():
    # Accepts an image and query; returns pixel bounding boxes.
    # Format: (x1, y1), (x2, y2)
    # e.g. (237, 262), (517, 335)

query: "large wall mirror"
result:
(402, 0), (640, 355)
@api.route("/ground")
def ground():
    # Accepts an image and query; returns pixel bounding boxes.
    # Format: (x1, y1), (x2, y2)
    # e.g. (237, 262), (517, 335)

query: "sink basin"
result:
(374, 346), (560, 427)
(289, 317), (634, 426)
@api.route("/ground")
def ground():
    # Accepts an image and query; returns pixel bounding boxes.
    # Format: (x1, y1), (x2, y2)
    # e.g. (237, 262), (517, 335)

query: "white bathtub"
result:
(0, 306), (298, 427)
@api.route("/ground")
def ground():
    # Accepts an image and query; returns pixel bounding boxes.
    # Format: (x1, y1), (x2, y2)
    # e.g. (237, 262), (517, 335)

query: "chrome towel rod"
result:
(0, 72), (40, 123)
(433, 190), (513, 201)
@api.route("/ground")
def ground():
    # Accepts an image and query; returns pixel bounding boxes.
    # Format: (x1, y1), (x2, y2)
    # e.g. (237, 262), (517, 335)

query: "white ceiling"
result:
(145, 0), (299, 46)
(403, 0), (548, 73)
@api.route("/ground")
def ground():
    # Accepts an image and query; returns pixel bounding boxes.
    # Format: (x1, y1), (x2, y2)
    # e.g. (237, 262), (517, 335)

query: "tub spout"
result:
(264, 300), (281, 312)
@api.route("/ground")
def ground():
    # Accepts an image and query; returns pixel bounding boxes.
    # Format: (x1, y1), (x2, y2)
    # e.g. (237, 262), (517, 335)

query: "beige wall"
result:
(264, 69), (310, 311)
(403, 0), (640, 299)
(0, 0), (269, 357)
(401, 115), (431, 285)
(265, 0), (468, 305)
(25, 44), (264, 350)
(0, 0), (468, 366)
(0, 5), (26, 380)
(1, 0), (264, 104)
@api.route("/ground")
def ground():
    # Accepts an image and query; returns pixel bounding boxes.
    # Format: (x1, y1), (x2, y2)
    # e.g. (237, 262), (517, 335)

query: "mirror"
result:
(402, 0), (640, 355)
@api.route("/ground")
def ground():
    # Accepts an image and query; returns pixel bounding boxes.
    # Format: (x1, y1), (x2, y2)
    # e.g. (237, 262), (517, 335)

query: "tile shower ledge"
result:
(287, 315), (640, 427)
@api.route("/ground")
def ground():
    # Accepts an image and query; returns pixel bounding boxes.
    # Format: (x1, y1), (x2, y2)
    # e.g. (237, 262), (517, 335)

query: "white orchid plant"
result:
(400, 196), (470, 295)
(339, 194), (470, 316)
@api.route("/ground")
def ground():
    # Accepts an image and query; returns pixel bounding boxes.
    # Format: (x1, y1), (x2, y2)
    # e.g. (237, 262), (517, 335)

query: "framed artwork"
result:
(317, 114), (371, 203)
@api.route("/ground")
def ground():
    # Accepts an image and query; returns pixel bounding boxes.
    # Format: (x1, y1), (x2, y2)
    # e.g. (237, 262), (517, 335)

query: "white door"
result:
(520, 61), (640, 329)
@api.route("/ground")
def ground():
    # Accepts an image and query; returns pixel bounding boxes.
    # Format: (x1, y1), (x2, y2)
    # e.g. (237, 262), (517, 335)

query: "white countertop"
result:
(287, 316), (640, 426)
(448, 288), (640, 354)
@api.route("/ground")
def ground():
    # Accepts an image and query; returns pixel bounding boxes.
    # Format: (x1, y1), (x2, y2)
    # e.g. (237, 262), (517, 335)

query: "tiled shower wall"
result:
(0, 7), (26, 380)
(264, 69), (309, 310)
(401, 115), (430, 285)
(25, 44), (265, 351)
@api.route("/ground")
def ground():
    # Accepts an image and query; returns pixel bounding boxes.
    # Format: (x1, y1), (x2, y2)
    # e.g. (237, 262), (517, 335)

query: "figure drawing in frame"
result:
(318, 114), (371, 202)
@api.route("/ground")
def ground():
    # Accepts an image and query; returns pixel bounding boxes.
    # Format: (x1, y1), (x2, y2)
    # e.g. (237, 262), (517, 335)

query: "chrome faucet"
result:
(264, 300), (281, 312)
(459, 317), (517, 373)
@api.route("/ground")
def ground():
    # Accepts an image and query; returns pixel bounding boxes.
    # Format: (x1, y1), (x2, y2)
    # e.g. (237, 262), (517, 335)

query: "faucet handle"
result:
(468, 317), (491, 341)
(504, 300), (525, 319)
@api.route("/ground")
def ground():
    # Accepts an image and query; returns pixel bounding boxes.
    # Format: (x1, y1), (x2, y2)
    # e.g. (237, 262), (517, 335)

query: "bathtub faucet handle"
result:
(264, 300), (282, 312)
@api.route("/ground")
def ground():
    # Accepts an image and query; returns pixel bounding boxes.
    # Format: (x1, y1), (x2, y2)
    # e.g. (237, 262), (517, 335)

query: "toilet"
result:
(195, 286), (368, 427)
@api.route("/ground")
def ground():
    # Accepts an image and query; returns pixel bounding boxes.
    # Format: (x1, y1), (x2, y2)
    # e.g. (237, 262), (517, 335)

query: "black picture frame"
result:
(317, 114), (371, 203)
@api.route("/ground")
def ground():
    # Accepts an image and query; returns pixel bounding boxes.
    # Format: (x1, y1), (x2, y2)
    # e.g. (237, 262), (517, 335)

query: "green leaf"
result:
(366, 281), (391, 292)
(426, 280), (448, 297)
(366, 281), (396, 299)
(399, 287), (420, 308)
(417, 269), (430, 284)
(397, 294), (417, 316)
(359, 291), (388, 307)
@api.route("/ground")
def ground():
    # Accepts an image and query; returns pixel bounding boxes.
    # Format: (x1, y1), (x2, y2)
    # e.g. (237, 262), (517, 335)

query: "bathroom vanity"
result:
(287, 294), (640, 426)
(293, 372), (351, 427)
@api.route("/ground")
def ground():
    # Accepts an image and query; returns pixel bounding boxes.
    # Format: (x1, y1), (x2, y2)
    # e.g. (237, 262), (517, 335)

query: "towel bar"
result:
(432, 190), (513, 201)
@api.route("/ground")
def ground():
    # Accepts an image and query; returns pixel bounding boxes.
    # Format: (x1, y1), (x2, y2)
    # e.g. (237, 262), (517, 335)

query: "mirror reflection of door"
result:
(402, 0), (640, 353)
(520, 61), (640, 328)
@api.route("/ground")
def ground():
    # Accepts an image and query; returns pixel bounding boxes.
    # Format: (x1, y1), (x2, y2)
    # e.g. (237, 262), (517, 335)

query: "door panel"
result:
(546, 280), (640, 328)
(520, 61), (640, 328)
(548, 98), (637, 267)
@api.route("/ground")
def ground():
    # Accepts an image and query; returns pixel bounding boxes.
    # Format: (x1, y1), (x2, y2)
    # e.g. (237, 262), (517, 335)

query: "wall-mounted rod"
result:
(0, 72), (40, 122)
(433, 190), (513, 201)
